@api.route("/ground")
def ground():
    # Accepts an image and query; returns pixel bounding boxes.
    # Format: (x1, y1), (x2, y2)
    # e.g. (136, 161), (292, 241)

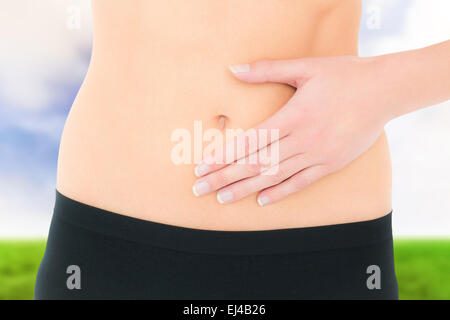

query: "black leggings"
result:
(35, 191), (398, 300)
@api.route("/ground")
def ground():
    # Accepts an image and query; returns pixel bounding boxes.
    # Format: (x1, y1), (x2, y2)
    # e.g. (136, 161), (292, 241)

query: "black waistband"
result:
(53, 190), (393, 255)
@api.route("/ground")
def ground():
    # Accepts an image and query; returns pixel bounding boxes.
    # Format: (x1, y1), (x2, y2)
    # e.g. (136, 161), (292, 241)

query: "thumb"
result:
(229, 58), (315, 87)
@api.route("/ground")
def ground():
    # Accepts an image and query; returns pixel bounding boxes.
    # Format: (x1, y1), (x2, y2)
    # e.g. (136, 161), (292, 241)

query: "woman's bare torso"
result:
(57, 0), (392, 231)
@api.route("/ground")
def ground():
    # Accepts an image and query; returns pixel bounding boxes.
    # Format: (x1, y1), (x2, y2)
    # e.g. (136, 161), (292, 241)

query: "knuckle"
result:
(258, 59), (272, 68)
(244, 163), (261, 176)
(293, 170), (316, 189)
(242, 179), (257, 195)
(260, 59), (275, 80)
(292, 166), (325, 189)
(240, 180), (257, 197)
(270, 166), (288, 183)
(214, 171), (229, 187)
(297, 59), (309, 71)
(292, 175), (307, 189)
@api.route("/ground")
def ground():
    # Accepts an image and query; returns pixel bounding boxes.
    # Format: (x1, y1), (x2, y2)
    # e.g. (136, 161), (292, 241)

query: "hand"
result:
(192, 55), (391, 206)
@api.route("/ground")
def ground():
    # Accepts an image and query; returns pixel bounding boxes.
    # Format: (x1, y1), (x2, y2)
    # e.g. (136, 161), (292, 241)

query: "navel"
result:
(216, 114), (228, 131)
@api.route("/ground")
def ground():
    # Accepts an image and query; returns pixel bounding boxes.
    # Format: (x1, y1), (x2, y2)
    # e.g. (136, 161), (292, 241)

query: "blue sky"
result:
(0, 0), (449, 237)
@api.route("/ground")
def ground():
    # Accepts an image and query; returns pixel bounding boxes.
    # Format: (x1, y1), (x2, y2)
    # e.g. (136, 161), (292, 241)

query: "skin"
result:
(58, 0), (398, 231)
(193, 41), (450, 206)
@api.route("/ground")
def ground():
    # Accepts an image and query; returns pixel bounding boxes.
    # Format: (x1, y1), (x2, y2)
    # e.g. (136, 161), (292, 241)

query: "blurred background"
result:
(0, 0), (449, 299)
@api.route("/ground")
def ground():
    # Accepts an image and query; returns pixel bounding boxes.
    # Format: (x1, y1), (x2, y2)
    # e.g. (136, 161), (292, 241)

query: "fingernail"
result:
(194, 163), (211, 177)
(217, 190), (234, 204)
(193, 181), (210, 196)
(257, 195), (270, 207)
(229, 64), (250, 74)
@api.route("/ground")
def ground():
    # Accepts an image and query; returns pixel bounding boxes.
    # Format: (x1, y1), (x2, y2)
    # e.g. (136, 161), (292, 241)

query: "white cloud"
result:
(0, 0), (92, 110)
(0, 173), (55, 237)
(360, 0), (450, 55)
(15, 114), (66, 142)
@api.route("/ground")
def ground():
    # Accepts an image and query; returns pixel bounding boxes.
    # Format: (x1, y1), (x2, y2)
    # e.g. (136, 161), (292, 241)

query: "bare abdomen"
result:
(57, 0), (392, 231)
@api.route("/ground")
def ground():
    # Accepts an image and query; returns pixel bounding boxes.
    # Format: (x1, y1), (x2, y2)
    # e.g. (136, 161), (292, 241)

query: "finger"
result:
(215, 153), (312, 204)
(229, 58), (315, 87)
(193, 134), (302, 196)
(256, 165), (329, 206)
(195, 100), (300, 177)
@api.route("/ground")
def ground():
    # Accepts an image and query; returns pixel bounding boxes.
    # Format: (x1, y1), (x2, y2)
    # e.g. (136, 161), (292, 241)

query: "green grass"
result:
(0, 240), (46, 300)
(0, 239), (449, 300)
(394, 239), (450, 300)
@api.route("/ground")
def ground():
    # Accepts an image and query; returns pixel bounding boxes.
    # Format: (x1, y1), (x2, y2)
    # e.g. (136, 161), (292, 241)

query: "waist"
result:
(57, 84), (392, 230)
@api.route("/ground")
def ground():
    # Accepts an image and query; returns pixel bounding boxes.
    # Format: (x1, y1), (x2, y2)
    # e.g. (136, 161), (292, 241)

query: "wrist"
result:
(356, 55), (401, 124)
(370, 42), (450, 122)
(365, 52), (418, 122)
